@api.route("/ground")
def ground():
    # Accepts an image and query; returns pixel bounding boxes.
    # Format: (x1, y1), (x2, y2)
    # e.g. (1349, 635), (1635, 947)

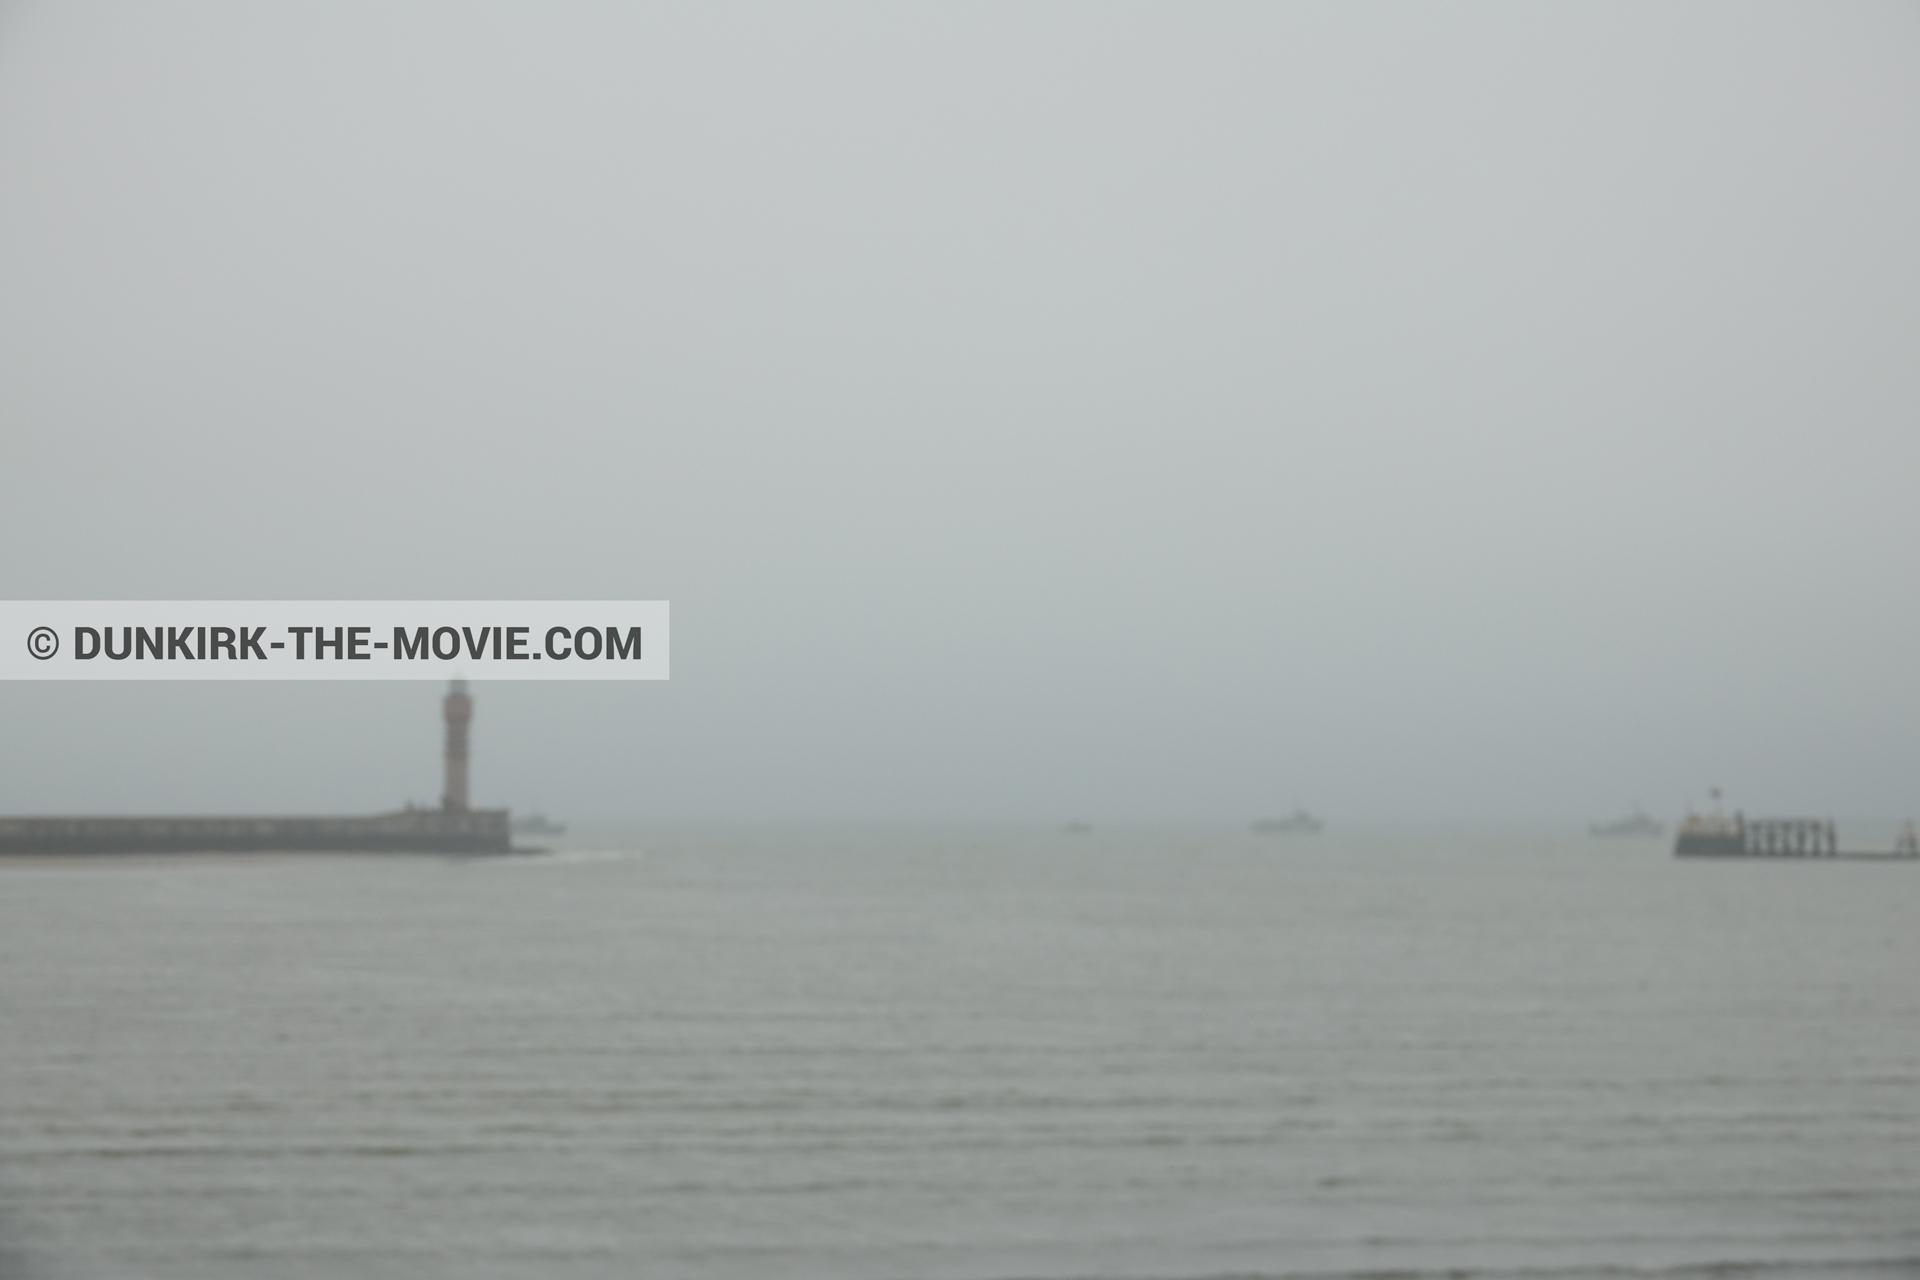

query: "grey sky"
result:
(2, 3), (1918, 824)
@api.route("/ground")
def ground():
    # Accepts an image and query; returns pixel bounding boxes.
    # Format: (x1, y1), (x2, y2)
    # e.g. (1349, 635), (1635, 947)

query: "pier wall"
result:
(0, 809), (511, 855)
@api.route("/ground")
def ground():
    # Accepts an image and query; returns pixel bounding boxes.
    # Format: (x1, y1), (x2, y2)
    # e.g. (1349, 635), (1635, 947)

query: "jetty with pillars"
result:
(1674, 790), (1918, 860)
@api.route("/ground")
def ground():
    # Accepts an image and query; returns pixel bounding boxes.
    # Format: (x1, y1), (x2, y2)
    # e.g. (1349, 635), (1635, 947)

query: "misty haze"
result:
(2, 4), (1918, 1278)
(3, 2), (1918, 826)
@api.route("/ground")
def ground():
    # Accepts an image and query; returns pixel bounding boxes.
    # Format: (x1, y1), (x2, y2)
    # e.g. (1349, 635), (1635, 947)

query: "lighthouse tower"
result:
(441, 680), (472, 811)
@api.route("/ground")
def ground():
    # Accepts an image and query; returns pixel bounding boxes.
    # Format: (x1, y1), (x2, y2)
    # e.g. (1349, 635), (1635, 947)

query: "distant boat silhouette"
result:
(1252, 809), (1323, 834)
(1591, 807), (1663, 838)
(511, 811), (567, 836)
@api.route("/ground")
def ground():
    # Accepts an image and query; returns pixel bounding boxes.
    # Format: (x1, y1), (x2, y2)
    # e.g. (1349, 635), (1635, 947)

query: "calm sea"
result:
(2, 827), (1916, 1280)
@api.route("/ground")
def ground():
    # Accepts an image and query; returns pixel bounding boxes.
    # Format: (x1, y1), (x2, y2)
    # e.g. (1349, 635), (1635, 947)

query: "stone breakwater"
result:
(0, 808), (511, 854)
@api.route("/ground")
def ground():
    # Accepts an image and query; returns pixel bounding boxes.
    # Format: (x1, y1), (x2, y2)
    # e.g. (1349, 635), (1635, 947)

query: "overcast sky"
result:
(2, 2), (1917, 824)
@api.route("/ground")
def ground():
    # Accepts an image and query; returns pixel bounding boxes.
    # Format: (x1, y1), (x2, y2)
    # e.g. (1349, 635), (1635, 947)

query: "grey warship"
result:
(1253, 808), (1323, 834)
(1591, 807), (1663, 838)
(512, 810), (567, 836)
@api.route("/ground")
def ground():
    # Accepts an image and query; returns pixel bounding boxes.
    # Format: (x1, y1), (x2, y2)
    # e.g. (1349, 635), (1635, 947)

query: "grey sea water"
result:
(1, 827), (1916, 1280)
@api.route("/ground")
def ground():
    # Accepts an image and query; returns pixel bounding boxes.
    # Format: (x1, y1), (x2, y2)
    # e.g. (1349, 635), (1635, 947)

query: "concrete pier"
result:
(1675, 811), (1918, 860)
(0, 808), (511, 855)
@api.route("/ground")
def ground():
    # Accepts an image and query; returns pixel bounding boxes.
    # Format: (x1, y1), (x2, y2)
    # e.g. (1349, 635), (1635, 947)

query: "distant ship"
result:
(1591, 807), (1663, 838)
(510, 811), (567, 836)
(1253, 808), (1323, 834)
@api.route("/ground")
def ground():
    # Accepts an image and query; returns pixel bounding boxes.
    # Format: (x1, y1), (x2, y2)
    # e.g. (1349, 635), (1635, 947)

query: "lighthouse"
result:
(0, 675), (509, 853)
(441, 679), (472, 811)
